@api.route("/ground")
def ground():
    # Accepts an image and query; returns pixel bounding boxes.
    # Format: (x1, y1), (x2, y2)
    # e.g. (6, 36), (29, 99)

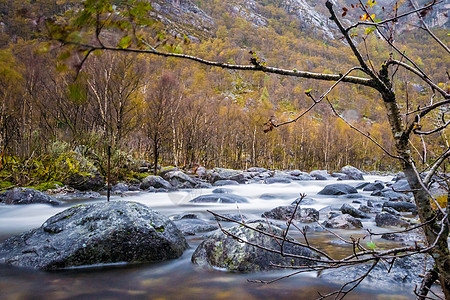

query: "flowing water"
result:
(0, 176), (416, 299)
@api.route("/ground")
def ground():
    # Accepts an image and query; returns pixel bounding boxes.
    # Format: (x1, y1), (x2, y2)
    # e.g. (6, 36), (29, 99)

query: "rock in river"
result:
(340, 203), (370, 219)
(0, 201), (188, 270)
(189, 194), (248, 203)
(320, 254), (429, 289)
(322, 214), (363, 229)
(191, 222), (319, 272)
(318, 183), (357, 195)
(340, 165), (364, 180)
(375, 212), (409, 228)
(140, 175), (173, 190)
(262, 206), (319, 223)
(0, 188), (62, 206)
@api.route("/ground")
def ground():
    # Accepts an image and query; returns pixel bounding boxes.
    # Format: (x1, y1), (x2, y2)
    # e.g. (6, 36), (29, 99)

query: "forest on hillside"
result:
(0, 0), (448, 188)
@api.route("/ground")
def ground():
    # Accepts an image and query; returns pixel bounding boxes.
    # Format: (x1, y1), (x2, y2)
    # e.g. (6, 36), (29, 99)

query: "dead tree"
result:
(47, 0), (449, 298)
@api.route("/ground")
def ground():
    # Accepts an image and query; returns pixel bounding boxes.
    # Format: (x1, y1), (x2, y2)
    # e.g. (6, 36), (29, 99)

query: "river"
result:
(0, 175), (416, 299)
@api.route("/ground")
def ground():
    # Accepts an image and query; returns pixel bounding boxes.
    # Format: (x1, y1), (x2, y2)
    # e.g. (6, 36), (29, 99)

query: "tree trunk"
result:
(383, 94), (450, 298)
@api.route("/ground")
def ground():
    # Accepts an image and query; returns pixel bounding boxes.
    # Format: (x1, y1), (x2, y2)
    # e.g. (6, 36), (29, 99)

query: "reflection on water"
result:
(0, 176), (415, 299)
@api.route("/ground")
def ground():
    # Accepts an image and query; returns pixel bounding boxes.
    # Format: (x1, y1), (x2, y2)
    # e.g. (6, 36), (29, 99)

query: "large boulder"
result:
(322, 214), (363, 229)
(189, 194), (248, 204)
(140, 175), (173, 190)
(0, 201), (188, 270)
(340, 203), (370, 219)
(0, 188), (61, 206)
(262, 206), (319, 223)
(340, 166), (364, 180)
(318, 183), (357, 195)
(191, 222), (319, 272)
(66, 173), (104, 191)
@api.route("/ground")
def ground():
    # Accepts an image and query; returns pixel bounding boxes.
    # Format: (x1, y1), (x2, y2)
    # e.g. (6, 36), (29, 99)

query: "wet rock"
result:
(309, 170), (330, 180)
(391, 180), (411, 192)
(291, 197), (317, 205)
(288, 170), (315, 180)
(66, 173), (104, 191)
(210, 213), (247, 222)
(159, 167), (179, 178)
(340, 203), (370, 219)
(319, 254), (429, 288)
(264, 177), (292, 184)
(112, 183), (129, 194)
(164, 171), (198, 188)
(189, 194), (248, 203)
(195, 166), (207, 177)
(318, 183), (357, 195)
(213, 180), (239, 186)
(331, 172), (347, 179)
(392, 172), (406, 182)
(0, 188), (61, 206)
(375, 212), (409, 228)
(55, 191), (101, 201)
(381, 230), (423, 243)
(174, 219), (218, 236)
(322, 214), (363, 229)
(371, 189), (410, 201)
(171, 213), (199, 221)
(359, 205), (376, 214)
(382, 201), (417, 213)
(0, 201), (188, 270)
(191, 222), (319, 272)
(262, 206), (319, 223)
(209, 168), (245, 184)
(140, 175), (173, 190)
(344, 194), (365, 199)
(195, 182), (211, 189)
(246, 167), (267, 173)
(340, 166), (364, 180)
(363, 182), (384, 191)
(382, 206), (401, 216)
(367, 199), (384, 208)
(212, 188), (232, 194)
(355, 182), (370, 189)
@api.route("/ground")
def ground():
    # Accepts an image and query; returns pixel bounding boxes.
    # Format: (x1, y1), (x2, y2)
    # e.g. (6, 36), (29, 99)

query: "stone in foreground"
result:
(0, 201), (188, 270)
(192, 222), (319, 272)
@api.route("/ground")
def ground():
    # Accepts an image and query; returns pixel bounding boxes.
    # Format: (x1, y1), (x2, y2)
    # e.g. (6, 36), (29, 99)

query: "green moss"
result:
(26, 181), (63, 191)
(151, 223), (165, 232)
(129, 171), (149, 181)
(0, 181), (14, 189)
